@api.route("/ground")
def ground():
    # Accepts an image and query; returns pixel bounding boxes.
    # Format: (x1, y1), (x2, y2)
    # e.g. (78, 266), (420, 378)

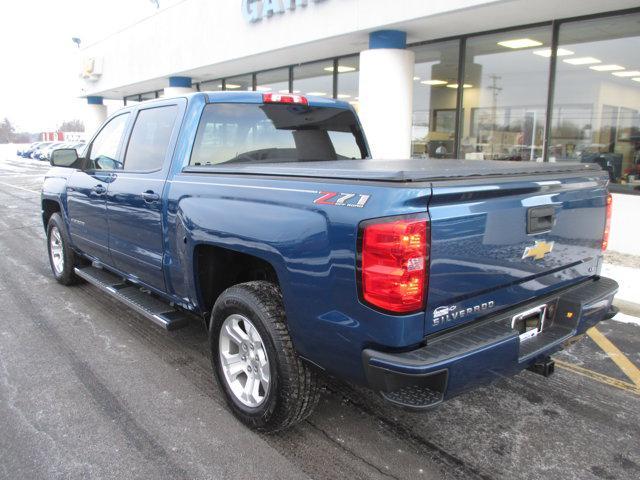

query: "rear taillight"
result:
(602, 193), (612, 251)
(359, 216), (429, 314)
(262, 93), (308, 105)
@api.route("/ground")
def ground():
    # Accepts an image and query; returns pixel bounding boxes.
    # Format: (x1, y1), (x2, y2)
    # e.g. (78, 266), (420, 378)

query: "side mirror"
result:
(50, 148), (79, 167)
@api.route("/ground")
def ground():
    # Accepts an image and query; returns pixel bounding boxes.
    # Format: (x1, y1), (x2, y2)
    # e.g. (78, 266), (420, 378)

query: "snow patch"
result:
(611, 312), (640, 327)
(601, 263), (638, 305)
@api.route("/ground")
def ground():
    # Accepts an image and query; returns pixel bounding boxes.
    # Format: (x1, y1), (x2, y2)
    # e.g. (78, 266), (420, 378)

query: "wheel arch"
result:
(41, 198), (62, 230)
(192, 242), (282, 327)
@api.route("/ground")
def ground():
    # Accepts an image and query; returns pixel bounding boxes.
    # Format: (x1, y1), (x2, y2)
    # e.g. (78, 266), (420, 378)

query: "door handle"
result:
(142, 190), (160, 202)
(93, 185), (106, 195)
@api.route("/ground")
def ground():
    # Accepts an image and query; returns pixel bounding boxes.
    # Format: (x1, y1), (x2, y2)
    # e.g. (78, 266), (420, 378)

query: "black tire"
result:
(46, 212), (84, 285)
(209, 281), (321, 433)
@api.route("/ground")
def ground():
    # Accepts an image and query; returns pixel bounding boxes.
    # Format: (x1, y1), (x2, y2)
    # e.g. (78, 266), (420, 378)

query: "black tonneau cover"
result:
(184, 159), (602, 182)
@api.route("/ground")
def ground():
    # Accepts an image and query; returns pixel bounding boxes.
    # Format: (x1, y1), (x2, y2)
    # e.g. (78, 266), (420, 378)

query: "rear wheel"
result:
(210, 281), (321, 432)
(46, 212), (84, 285)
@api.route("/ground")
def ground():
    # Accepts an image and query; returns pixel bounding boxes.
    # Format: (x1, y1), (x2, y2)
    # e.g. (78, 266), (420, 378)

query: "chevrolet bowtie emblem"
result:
(522, 240), (554, 260)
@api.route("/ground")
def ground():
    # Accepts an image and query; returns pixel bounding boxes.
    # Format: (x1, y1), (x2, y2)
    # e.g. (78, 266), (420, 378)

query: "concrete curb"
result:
(613, 298), (640, 318)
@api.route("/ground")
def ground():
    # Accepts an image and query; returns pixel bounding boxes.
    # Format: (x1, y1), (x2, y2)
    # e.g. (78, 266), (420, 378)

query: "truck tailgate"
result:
(425, 170), (609, 335)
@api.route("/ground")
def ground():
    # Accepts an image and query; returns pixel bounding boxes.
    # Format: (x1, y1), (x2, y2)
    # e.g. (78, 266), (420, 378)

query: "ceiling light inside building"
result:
(278, 89), (301, 94)
(421, 79), (447, 85)
(225, 83), (241, 89)
(612, 70), (640, 77)
(446, 84), (473, 89)
(413, 76), (420, 81)
(497, 38), (543, 49)
(632, 78), (640, 82)
(306, 92), (327, 96)
(532, 48), (574, 57)
(256, 86), (272, 91)
(563, 57), (601, 65)
(589, 65), (625, 72)
(337, 94), (351, 99)
(323, 66), (356, 73)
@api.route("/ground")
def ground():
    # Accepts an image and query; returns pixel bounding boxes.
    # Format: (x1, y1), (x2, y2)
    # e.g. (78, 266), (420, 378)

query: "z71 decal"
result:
(313, 191), (370, 208)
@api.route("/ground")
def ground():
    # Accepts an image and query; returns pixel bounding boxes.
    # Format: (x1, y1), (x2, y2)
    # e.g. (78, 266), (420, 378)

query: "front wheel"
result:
(210, 281), (321, 433)
(46, 212), (84, 285)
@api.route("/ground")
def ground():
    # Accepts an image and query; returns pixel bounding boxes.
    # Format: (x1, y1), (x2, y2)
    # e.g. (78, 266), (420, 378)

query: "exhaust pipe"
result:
(528, 356), (555, 377)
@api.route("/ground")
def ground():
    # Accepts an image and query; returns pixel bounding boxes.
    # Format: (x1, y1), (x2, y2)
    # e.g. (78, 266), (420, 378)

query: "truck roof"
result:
(202, 90), (354, 110)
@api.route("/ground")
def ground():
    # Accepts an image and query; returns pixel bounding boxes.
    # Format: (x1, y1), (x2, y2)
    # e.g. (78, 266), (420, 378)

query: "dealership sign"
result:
(242, 0), (327, 23)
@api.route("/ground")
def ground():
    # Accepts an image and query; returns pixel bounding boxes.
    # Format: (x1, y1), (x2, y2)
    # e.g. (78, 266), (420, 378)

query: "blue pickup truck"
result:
(42, 91), (618, 432)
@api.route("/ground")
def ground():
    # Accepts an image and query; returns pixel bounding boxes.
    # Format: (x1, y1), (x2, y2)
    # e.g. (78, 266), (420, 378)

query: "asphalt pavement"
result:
(0, 152), (639, 480)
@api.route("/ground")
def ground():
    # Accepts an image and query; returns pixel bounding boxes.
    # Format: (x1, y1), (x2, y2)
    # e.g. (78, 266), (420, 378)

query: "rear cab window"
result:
(123, 105), (178, 171)
(189, 103), (368, 166)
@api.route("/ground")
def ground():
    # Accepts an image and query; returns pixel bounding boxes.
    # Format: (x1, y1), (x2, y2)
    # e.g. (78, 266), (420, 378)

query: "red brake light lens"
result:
(602, 193), (612, 251)
(360, 217), (429, 313)
(262, 93), (308, 105)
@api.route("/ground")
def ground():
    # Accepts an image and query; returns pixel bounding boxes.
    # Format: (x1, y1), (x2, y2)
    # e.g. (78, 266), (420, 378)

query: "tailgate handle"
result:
(527, 206), (555, 234)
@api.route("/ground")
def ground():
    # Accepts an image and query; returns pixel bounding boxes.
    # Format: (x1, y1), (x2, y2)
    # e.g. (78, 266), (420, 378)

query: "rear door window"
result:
(190, 103), (368, 166)
(123, 105), (178, 171)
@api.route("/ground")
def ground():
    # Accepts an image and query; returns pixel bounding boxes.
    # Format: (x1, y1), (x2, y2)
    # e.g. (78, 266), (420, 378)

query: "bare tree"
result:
(59, 119), (85, 132)
(0, 118), (16, 144)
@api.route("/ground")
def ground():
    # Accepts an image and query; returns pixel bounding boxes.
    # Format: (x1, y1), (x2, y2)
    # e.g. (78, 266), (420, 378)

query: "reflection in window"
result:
(256, 68), (290, 94)
(336, 56), (359, 109)
(124, 106), (177, 171)
(88, 113), (130, 170)
(551, 13), (640, 189)
(189, 103), (365, 166)
(225, 74), (253, 91)
(410, 41), (460, 158)
(293, 61), (334, 98)
(460, 27), (551, 161)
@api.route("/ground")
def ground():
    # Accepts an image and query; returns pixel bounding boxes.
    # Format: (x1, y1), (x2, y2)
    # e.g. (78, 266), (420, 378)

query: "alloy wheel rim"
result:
(49, 227), (64, 274)
(219, 314), (270, 408)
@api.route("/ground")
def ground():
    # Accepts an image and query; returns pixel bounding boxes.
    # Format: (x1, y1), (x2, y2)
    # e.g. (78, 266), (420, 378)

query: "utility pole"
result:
(487, 74), (502, 157)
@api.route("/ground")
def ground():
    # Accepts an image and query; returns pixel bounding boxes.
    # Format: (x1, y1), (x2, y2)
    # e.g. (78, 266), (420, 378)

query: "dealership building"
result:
(79, 0), (640, 194)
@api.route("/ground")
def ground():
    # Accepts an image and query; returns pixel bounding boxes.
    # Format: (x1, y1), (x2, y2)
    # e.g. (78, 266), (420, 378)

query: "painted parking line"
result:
(587, 326), (640, 387)
(0, 180), (40, 194)
(555, 320), (640, 395)
(555, 359), (640, 395)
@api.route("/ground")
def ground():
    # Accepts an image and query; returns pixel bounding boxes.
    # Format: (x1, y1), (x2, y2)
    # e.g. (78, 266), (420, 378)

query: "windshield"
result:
(190, 103), (368, 166)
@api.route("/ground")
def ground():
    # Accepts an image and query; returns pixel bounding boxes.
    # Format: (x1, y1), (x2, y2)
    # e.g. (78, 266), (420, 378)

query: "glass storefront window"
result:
(199, 79), (224, 91)
(140, 91), (158, 102)
(293, 60), (334, 98)
(460, 27), (551, 161)
(550, 13), (640, 189)
(410, 41), (460, 158)
(225, 74), (253, 91)
(256, 67), (290, 94)
(336, 56), (359, 109)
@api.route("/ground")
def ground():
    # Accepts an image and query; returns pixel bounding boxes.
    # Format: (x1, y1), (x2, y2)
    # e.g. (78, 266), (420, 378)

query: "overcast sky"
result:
(1, 0), (182, 132)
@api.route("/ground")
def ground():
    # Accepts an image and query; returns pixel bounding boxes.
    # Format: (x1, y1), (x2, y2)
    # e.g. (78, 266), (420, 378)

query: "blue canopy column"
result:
(84, 96), (107, 137)
(164, 76), (195, 97)
(358, 30), (415, 159)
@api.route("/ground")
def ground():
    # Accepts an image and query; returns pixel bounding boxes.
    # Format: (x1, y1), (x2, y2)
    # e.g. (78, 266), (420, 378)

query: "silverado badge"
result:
(522, 240), (554, 260)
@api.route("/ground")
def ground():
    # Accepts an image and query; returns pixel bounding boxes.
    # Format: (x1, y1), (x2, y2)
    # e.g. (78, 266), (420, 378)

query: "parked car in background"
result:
(35, 143), (64, 161)
(21, 142), (49, 158)
(40, 143), (74, 161)
(17, 142), (44, 157)
(30, 143), (55, 159)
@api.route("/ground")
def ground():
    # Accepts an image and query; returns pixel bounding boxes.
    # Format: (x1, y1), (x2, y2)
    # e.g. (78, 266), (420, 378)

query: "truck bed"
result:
(183, 158), (602, 182)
